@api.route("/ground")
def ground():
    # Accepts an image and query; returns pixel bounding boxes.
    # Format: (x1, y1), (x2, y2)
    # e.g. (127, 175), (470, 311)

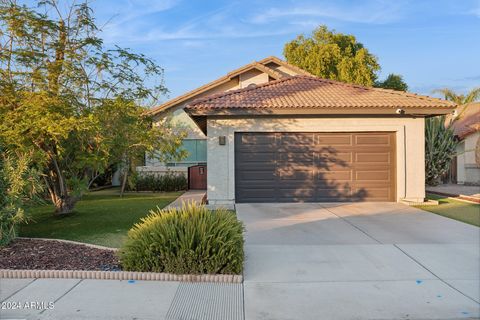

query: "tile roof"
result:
(146, 56), (311, 116)
(186, 75), (456, 112)
(449, 102), (480, 139)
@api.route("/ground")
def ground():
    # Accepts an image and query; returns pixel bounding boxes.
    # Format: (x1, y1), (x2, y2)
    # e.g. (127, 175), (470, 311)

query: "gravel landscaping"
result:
(0, 238), (120, 271)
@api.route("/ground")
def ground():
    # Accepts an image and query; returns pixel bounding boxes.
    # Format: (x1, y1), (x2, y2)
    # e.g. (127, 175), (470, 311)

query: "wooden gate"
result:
(188, 165), (207, 190)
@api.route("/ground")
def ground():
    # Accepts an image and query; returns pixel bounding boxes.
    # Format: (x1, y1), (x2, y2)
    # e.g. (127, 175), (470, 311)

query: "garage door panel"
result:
(317, 134), (353, 146)
(316, 188), (353, 201)
(317, 170), (352, 181)
(353, 187), (392, 200)
(236, 145), (277, 153)
(278, 188), (315, 200)
(237, 170), (276, 181)
(237, 188), (276, 201)
(240, 152), (275, 162)
(278, 169), (314, 180)
(355, 170), (391, 181)
(235, 132), (395, 203)
(277, 152), (315, 162)
(240, 133), (276, 145)
(355, 134), (391, 146)
(279, 133), (315, 146)
(355, 153), (391, 163)
(318, 152), (353, 164)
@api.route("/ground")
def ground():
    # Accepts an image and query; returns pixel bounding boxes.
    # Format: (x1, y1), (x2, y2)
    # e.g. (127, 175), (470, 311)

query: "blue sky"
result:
(91, 0), (480, 102)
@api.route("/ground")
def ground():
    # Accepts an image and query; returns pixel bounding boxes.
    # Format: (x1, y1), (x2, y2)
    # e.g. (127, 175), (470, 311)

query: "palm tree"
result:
(433, 87), (480, 105)
(433, 87), (480, 120)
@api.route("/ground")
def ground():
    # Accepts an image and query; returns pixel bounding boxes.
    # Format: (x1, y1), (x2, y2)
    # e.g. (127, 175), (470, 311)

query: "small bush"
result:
(119, 203), (244, 274)
(425, 116), (457, 185)
(128, 172), (187, 192)
(1, 150), (43, 246)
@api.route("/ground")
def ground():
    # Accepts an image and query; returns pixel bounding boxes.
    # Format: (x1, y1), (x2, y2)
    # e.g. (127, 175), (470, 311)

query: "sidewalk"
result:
(0, 279), (243, 320)
(166, 190), (206, 208)
(426, 184), (480, 203)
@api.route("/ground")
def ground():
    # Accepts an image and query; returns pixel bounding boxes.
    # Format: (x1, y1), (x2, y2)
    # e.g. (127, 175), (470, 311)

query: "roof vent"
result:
(246, 83), (257, 89)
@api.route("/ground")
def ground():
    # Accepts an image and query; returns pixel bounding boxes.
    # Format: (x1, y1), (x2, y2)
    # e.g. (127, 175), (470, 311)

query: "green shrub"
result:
(119, 203), (244, 274)
(128, 172), (187, 192)
(425, 116), (457, 186)
(1, 150), (43, 246)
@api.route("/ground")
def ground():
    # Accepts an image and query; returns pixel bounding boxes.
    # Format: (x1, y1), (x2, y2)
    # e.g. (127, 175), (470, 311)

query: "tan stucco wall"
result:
(456, 131), (480, 185)
(148, 79), (243, 167)
(206, 116), (426, 206)
(239, 69), (269, 88)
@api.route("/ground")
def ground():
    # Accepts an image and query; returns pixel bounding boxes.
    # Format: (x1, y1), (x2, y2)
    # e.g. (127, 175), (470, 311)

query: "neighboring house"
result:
(132, 56), (310, 185)
(449, 102), (480, 185)
(183, 75), (455, 207)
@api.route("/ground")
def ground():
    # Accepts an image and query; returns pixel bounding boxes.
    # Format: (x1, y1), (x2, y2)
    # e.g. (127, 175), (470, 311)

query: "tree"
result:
(374, 73), (408, 91)
(0, 1), (184, 215)
(433, 87), (480, 114)
(284, 25), (381, 86)
(94, 98), (187, 196)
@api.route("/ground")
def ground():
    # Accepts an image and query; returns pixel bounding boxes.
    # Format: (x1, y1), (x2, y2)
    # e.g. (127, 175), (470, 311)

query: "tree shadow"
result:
(235, 132), (368, 202)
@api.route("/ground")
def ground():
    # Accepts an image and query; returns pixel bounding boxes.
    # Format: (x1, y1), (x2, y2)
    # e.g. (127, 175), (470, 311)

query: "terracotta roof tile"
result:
(146, 56), (310, 116)
(186, 76), (456, 111)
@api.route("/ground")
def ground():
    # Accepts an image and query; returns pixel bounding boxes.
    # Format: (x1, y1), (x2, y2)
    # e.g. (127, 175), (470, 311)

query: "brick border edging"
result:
(0, 269), (243, 283)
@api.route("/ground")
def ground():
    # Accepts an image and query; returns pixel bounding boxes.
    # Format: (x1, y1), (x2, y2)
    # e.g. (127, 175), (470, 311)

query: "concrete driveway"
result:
(238, 202), (480, 320)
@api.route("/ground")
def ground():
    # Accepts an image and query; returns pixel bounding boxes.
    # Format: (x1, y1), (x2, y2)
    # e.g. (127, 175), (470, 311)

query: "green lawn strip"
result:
(415, 193), (480, 227)
(20, 188), (183, 248)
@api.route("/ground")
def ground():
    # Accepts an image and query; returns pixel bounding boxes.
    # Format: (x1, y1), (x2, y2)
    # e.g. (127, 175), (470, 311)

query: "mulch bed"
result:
(0, 238), (121, 271)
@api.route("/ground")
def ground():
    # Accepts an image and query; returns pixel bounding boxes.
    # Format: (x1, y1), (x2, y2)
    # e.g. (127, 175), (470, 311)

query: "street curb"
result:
(0, 269), (243, 283)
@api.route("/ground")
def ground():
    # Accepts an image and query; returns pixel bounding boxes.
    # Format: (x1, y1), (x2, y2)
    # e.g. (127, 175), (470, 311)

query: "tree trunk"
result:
(43, 154), (79, 216)
(53, 195), (78, 215)
(120, 167), (128, 197)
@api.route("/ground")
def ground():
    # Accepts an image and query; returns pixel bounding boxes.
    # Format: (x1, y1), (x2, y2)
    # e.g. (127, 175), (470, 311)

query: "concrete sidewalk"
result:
(426, 183), (480, 202)
(166, 190), (205, 208)
(0, 279), (243, 320)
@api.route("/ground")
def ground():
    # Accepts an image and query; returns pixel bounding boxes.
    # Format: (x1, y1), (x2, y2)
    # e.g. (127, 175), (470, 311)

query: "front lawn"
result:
(20, 188), (182, 248)
(415, 194), (480, 227)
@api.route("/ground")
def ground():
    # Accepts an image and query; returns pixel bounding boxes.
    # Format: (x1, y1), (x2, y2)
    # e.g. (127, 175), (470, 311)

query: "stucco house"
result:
(450, 102), (480, 185)
(142, 56), (456, 207)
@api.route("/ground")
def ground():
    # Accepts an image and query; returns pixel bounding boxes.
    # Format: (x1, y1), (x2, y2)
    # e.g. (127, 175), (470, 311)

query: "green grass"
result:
(20, 188), (183, 248)
(415, 194), (480, 227)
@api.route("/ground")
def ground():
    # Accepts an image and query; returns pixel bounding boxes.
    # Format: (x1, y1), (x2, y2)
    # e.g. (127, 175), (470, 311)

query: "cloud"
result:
(100, 3), (299, 44)
(99, 0), (179, 22)
(461, 75), (480, 81)
(249, 0), (405, 25)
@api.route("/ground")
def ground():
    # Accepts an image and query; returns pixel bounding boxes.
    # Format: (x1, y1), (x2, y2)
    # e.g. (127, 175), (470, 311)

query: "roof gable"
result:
(147, 56), (310, 116)
(186, 75), (456, 115)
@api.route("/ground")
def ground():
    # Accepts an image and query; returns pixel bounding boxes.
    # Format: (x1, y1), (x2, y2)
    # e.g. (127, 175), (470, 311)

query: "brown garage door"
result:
(235, 132), (396, 202)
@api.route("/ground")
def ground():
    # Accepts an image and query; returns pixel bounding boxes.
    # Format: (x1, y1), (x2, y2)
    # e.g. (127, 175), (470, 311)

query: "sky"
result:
(81, 0), (480, 102)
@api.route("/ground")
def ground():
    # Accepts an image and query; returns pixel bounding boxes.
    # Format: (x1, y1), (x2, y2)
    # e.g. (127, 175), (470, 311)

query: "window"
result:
(167, 139), (206, 166)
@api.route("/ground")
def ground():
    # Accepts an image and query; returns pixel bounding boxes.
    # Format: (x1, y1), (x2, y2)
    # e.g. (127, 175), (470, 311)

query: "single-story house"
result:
(143, 56), (456, 207)
(449, 102), (480, 185)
